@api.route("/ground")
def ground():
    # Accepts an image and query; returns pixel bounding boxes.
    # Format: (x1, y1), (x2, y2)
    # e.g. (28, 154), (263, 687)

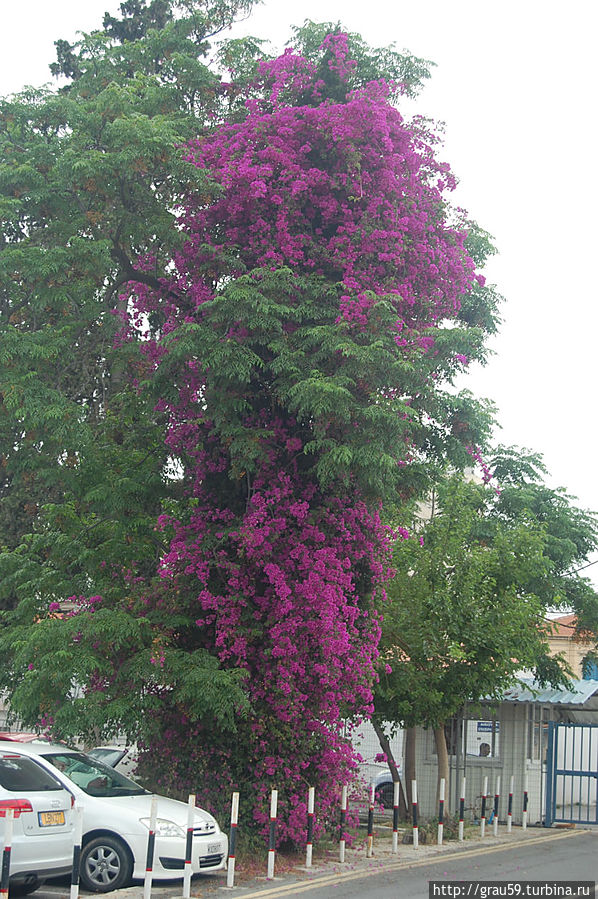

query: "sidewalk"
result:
(62, 823), (591, 899)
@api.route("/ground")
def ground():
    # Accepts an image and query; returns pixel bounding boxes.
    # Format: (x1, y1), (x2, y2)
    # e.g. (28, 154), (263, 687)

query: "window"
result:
(0, 755), (63, 792)
(427, 716), (501, 760)
(527, 705), (550, 762)
(43, 752), (146, 797)
(582, 655), (598, 680)
(465, 719), (500, 759)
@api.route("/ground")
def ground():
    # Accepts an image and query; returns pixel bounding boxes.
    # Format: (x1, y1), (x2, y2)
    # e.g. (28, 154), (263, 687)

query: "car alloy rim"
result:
(86, 845), (121, 886)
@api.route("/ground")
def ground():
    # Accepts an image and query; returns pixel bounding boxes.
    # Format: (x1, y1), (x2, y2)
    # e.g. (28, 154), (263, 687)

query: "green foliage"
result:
(0, 593), (248, 742)
(290, 20), (434, 100)
(0, 0), (258, 593)
(0, 1), (501, 772)
(149, 262), (496, 503)
(488, 447), (598, 636)
(375, 455), (598, 733)
(0, 0), (262, 745)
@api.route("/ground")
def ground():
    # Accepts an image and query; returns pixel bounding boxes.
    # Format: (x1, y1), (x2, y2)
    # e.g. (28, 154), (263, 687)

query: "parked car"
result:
(88, 744), (139, 781)
(373, 767), (402, 809)
(0, 749), (74, 894)
(0, 740), (227, 893)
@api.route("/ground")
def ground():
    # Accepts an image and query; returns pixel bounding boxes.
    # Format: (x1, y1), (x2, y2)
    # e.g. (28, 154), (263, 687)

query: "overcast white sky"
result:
(2, 1), (597, 580)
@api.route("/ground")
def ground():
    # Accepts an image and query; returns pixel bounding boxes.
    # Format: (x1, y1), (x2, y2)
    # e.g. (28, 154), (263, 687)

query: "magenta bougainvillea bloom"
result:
(120, 34), (486, 844)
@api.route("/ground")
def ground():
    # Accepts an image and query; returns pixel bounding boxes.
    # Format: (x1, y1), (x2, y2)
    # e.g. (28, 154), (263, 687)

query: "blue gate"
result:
(545, 722), (598, 826)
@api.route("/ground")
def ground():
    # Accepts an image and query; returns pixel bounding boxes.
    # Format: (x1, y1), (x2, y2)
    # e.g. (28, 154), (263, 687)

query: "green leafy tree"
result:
(0, 14), (504, 843)
(488, 446), (598, 636)
(0, 5), (497, 712)
(0, 0), (258, 604)
(373, 453), (598, 799)
(0, 1), (263, 746)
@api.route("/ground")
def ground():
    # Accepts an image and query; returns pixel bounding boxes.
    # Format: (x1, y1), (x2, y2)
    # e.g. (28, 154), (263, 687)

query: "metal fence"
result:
(545, 722), (598, 826)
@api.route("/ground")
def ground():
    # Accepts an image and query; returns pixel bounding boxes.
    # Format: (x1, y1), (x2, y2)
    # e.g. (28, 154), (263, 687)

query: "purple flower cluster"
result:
(119, 34), (480, 844)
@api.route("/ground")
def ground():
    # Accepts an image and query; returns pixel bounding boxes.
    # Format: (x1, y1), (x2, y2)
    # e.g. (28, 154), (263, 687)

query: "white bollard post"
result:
(458, 776), (466, 842)
(339, 785), (348, 863)
(392, 780), (400, 854)
(366, 781), (375, 858)
(522, 773), (528, 830)
(267, 789), (278, 880)
(70, 805), (83, 899)
(143, 795), (157, 899)
(227, 792), (239, 889)
(182, 793), (195, 899)
(437, 778), (445, 845)
(305, 787), (315, 868)
(412, 780), (419, 849)
(480, 776), (488, 839)
(493, 776), (500, 837)
(507, 775), (514, 833)
(0, 808), (14, 897)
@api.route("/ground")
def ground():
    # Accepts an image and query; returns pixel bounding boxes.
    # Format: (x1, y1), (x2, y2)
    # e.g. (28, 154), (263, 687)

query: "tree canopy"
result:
(0, 1), (517, 846)
(0, 0), (258, 599)
(373, 450), (598, 791)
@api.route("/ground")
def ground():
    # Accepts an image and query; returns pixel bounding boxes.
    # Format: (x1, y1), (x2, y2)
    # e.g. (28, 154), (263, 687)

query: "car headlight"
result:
(139, 817), (186, 838)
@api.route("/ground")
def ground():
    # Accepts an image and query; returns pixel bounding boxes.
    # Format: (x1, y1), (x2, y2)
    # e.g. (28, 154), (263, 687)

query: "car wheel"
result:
(80, 835), (133, 893)
(375, 782), (395, 809)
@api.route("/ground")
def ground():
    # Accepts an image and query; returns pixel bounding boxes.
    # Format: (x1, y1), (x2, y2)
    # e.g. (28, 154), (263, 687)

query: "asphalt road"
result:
(33, 829), (597, 899)
(232, 831), (597, 899)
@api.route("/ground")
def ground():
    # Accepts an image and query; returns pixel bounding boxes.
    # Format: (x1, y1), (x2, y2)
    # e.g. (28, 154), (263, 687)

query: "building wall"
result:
(413, 703), (550, 825)
(547, 635), (591, 679)
(546, 615), (596, 679)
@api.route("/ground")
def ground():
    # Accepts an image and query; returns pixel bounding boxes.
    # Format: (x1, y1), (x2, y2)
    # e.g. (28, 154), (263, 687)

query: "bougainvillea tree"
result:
(0, 23), (499, 846)
(114, 33), (499, 842)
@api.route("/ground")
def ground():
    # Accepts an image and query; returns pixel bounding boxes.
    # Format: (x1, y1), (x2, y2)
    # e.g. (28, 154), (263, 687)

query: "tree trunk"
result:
(434, 724), (450, 805)
(404, 726), (416, 812)
(371, 718), (407, 817)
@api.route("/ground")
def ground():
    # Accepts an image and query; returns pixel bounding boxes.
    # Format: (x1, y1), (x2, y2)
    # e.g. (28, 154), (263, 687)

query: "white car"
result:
(373, 766), (403, 809)
(88, 744), (139, 781)
(0, 741), (228, 893)
(0, 749), (74, 894)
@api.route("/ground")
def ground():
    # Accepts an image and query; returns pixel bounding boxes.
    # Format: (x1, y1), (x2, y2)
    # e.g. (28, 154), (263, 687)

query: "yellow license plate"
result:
(38, 810), (65, 827)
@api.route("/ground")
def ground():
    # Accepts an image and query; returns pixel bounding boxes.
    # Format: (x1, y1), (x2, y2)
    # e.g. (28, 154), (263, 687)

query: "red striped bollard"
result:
(267, 789), (278, 879)
(143, 795), (157, 899)
(392, 781), (400, 854)
(366, 781), (375, 858)
(480, 776), (488, 839)
(70, 805), (83, 899)
(522, 773), (529, 830)
(411, 779), (418, 849)
(0, 808), (14, 897)
(182, 793), (195, 899)
(227, 792), (240, 888)
(458, 776), (466, 841)
(339, 785), (348, 863)
(437, 778), (445, 845)
(305, 787), (315, 868)
(507, 775), (514, 833)
(493, 776), (500, 837)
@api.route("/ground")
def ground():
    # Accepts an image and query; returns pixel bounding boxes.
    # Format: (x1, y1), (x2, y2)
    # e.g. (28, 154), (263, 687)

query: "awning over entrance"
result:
(499, 678), (598, 724)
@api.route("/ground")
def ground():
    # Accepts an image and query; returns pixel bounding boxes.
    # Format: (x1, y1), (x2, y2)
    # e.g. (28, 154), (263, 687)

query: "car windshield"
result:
(43, 751), (147, 797)
(88, 748), (125, 767)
